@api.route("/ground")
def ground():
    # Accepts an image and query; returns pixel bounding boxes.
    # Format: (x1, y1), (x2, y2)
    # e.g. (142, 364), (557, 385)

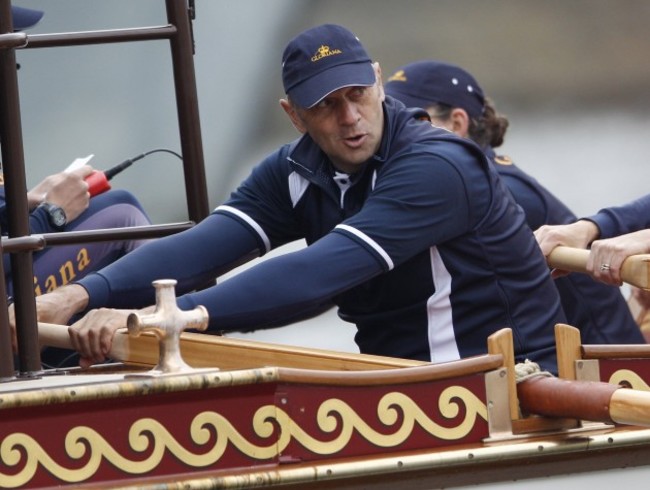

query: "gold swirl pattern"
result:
(0, 387), (486, 487)
(608, 369), (650, 391)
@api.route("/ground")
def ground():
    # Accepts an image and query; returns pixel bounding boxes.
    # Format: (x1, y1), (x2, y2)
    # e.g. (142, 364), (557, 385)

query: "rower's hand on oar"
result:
(534, 220), (601, 277)
(68, 308), (133, 369)
(8, 284), (89, 353)
(588, 229), (650, 286)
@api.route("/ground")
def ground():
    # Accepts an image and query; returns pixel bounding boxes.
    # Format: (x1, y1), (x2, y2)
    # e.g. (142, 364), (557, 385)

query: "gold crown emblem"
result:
(311, 45), (343, 62)
(494, 155), (513, 166)
(387, 70), (407, 82)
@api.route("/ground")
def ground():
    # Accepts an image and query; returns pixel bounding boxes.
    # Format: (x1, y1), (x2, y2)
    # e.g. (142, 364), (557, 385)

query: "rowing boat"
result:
(4, 3), (650, 488)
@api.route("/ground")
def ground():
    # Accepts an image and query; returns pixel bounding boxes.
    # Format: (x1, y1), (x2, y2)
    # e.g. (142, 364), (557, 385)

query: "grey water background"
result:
(11, 1), (650, 487)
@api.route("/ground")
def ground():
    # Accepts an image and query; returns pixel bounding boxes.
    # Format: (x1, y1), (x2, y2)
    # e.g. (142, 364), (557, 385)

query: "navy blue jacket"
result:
(79, 98), (564, 370)
(490, 151), (644, 344)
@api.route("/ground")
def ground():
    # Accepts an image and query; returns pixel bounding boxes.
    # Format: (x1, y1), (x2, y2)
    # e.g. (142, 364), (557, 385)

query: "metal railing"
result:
(0, 0), (209, 378)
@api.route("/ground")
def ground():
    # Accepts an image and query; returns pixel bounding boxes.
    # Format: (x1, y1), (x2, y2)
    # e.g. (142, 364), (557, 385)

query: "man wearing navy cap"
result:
(21, 24), (564, 373)
(384, 60), (646, 345)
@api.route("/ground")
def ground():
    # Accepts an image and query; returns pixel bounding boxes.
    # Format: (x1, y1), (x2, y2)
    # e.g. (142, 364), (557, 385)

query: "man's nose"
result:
(338, 100), (360, 125)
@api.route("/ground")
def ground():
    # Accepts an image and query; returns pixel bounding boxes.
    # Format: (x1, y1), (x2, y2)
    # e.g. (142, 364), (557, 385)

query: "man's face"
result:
(283, 64), (385, 174)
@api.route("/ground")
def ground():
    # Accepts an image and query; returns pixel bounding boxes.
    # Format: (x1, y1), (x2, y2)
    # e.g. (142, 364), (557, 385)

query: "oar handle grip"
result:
(37, 322), (129, 361)
(547, 246), (589, 274)
(548, 246), (650, 290)
(38, 322), (71, 349)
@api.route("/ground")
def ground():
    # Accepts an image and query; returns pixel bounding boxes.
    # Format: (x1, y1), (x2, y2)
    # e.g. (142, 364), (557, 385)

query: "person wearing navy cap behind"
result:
(20, 24), (564, 375)
(2, 5), (155, 368)
(384, 60), (646, 345)
(10, 5), (44, 31)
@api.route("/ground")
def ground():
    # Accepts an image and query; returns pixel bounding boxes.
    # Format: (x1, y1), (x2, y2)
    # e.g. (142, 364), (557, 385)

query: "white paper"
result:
(64, 154), (94, 173)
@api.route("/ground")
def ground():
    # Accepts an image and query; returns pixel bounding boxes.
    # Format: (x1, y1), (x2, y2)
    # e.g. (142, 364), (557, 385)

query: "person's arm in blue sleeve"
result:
(28, 206), (61, 234)
(175, 231), (385, 332)
(587, 193), (650, 239)
(77, 212), (263, 310)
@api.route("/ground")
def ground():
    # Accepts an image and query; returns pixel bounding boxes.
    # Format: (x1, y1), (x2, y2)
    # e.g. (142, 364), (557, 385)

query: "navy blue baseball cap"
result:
(11, 6), (44, 31)
(282, 24), (376, 108)
(384, 60), (485, 118)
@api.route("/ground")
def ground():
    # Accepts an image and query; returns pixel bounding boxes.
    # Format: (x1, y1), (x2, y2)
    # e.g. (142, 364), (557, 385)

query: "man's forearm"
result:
(51, 283), (90, 319)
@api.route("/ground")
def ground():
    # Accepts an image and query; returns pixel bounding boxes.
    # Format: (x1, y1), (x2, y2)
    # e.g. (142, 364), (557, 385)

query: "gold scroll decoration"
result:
(0, 387), (486, 487)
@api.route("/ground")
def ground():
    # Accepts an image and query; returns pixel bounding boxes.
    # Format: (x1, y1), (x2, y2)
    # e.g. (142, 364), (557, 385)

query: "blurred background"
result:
(8, 2), (650, 487)
(13, 0), (650, 222)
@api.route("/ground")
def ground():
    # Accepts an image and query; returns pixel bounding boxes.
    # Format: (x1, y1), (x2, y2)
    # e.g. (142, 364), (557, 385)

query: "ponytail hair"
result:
(468, 97), (509, 149)
(428, 97), (509, 149)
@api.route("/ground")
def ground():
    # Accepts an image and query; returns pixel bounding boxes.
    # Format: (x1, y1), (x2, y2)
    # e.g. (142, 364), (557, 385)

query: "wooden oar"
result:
(517, 374), (650, 427)
(547, 246), (650, 290)
(37, 322), (427, 371)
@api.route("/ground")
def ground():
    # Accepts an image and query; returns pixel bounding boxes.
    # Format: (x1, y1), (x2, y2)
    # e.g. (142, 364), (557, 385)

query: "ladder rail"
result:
(0, 0), (209, 377)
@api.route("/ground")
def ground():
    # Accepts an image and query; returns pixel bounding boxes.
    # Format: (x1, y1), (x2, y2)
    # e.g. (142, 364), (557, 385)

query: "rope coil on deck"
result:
(514, 359), (554, 383)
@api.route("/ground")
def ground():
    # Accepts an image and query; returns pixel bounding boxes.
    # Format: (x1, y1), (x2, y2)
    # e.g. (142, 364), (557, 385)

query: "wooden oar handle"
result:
(38, 322), (72, 350)
(546, 247), (589, 274)
(38, 322), (130, 361)
(610, 388), (650, 426)
(548, 246), (650, 290)
(36, 322), (429, 371)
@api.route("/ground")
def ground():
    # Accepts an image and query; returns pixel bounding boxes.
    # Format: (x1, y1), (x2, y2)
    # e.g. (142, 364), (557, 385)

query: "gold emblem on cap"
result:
(387, 70), (407, 82)
(311, 45), (343, 62)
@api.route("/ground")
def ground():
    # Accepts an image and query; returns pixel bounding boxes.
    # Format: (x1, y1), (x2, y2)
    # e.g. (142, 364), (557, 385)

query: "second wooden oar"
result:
(518, 374), (650, 427)
(37, 322), (427, 371)
(547, 246), (650, 290)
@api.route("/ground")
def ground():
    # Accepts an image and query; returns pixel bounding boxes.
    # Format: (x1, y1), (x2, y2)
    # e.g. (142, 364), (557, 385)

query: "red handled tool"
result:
(66, 149), (182, 197)
(85, 154), (146, 197)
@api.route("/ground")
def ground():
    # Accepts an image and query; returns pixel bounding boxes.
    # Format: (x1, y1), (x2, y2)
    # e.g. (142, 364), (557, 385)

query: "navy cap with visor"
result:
(282, 24), (376, 108)
(384, 60), (485, 118)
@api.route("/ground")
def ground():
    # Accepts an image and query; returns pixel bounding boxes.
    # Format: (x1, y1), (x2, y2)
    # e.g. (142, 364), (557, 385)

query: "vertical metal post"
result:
(0, 0), (41, 375)
(0, 241), (15, 378)
(165, 0), (209, 223)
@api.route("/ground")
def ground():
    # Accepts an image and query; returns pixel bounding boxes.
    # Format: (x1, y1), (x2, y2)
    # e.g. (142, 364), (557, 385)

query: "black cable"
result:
(103, 148), (183, 180)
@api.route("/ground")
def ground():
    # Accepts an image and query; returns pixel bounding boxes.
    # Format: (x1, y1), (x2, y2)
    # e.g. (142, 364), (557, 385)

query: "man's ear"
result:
(279, 98), (307, 134)
(449, 108), (470, 138)
(373, 62), (385, 101)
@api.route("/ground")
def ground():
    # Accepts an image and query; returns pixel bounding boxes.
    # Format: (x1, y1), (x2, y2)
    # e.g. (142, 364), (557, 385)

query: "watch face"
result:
(50, 207), (66, 227)
(41, 202), (67, 228)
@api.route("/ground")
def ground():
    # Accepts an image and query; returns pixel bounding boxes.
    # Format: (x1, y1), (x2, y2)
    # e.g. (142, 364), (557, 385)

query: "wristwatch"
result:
(38, 201), (67, 230)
